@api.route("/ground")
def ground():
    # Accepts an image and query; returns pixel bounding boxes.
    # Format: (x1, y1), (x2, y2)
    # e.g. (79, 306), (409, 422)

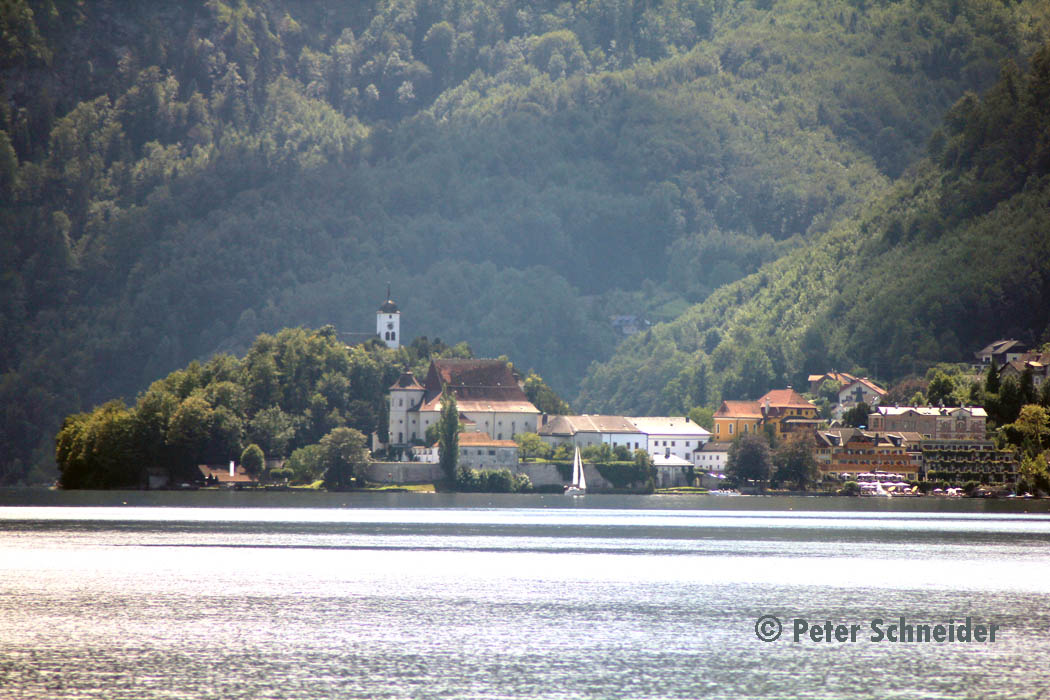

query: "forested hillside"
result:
(2, 0), (1048, 483)
(578, 43), (1050, 415)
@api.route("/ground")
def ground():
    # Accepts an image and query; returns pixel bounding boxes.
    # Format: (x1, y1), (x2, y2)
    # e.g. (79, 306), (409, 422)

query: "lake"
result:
(2, 490), (1050, 699)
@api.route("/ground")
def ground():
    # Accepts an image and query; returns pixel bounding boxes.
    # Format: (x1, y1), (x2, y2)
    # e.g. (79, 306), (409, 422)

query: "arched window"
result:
(391, 331), (396, 340)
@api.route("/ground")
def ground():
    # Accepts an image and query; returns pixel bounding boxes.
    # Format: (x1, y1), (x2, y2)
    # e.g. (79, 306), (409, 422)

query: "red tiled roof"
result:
(759, 389), (817, 409)
(715, 400), (763, 418)
(458, 432), (518, 448)
(418, 359), (539, 414)
(843, 377), (887, 396)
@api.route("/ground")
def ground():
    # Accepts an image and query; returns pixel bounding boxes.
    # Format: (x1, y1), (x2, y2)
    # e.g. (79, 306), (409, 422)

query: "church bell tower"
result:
(377, 284), (400, 349)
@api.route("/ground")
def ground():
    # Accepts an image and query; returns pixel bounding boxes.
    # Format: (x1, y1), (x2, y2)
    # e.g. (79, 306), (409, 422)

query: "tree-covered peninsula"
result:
(53, 325), (562, 488)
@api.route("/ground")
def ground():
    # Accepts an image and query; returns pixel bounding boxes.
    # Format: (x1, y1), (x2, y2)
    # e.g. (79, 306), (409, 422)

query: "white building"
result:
(627, 416), (711, 462)
(387, 359), (541, 447)
(537, 415), (644, 451)
(695, 441), (731, 473)
(457, 432), (520, 471)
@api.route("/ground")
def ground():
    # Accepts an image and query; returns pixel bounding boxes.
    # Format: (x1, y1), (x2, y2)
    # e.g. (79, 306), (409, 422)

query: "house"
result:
(998, 352), (1050, 390)
(386, 359), (541, 448)
(807, 371), (886, 417)
(651, 452), (695, 488)
(868, 406), (987, 440)
(975, 339), (1028, 367)
(538, 415), (643, 451)
(627, 416), (711, 462)
(537, 415), (710, 461)
(457, 432), (520, 471)
(712, 388), (820, 440)
(838, 377), (887, 413)
(808, 371), (859, 395)
(695, 440), (731, 473)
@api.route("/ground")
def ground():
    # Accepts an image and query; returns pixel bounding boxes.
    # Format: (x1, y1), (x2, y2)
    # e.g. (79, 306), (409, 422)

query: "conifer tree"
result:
(437, 383), (459, 482)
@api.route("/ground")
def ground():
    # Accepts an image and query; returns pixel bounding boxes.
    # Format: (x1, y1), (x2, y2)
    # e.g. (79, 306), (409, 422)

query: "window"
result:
(398, 432), (403, 442)
(488, 450), (496, 456)
(390, 331), (396, 340)
(671, 441), (676, 447)
(399, 399), (403, 407)
(498, 433), (502, 440)
(387, 322), (394, 330)
(729, 424), (734, 435)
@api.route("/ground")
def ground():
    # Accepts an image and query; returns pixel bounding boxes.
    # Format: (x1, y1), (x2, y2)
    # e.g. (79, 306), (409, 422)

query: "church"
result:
(375, 291), (541, 449)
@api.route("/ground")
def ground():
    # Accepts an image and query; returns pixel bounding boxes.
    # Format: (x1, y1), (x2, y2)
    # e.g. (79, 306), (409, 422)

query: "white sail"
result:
(566, 446), (587, 494)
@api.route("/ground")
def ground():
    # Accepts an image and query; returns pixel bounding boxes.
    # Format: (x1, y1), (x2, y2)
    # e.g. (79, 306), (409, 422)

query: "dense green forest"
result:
(578, 42), (1050, 414)
(2, 0), (1049, 483)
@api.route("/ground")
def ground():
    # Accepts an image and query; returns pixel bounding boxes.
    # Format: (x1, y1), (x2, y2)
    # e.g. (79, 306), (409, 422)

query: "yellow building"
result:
(713, 389), (820, 440)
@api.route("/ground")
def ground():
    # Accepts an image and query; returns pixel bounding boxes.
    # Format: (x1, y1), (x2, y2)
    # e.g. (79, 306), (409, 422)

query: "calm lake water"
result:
(2, 490), (1050, 699)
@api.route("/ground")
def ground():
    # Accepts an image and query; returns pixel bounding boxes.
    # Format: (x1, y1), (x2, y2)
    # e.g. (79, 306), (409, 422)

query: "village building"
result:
(695, 440), (731, 473)
(919, 439), (1018, 484)
(998, 352), (1049, 390)
(975, 339), (1028, 367)
(386, 359), (541, 449)
(867, 406), (987, 440)
(537, 415), (643, 451)
(627, 416), (711, 462)
(807, 371), (886, 417)
(651, 452), (695, 488)
(457, 432), (520, 471)
(712, 388), (820, 440)
(813, 429), (917, 479)
(537, 415), (710, 462)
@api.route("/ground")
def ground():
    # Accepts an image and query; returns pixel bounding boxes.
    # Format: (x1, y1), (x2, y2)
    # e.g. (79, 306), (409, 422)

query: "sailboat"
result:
(565, 446), (587, 495)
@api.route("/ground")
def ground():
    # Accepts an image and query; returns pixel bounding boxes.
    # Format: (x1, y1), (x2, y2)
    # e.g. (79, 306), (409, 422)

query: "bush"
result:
(455, 467), (530, 493)
(840, 480), (860, 496)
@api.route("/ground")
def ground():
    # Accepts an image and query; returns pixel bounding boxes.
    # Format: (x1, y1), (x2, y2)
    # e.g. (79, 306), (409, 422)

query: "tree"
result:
(523, 371), (570, 415)
(688, 406), (714, 430)
(927, 370), (958, 407)
(842, 402), (871, 428)
(726, 433), (773, 489)
(320, 427), (369, 489)
(514, 432), (550, 460)
(437, 383), (459, 482)
(985, 358), (1000, 394)
(582, 442), (614, 464)
(287, 443), (324, 484)
(1039, 377), (1050, 409)
(773, 433), (819, 490)
(999, 405), (1050, 459)
(241, 443), (265, 477)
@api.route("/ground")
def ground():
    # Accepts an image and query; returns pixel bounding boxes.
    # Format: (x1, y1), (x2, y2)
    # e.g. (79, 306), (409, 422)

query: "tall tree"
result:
(773, 432), (819, 491)
(437, 383), (459, 482)
(726, 433), (773, 489)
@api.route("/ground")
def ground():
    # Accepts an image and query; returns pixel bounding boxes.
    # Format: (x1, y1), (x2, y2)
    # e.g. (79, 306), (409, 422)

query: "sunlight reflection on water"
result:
(2, 500), (1050, 699)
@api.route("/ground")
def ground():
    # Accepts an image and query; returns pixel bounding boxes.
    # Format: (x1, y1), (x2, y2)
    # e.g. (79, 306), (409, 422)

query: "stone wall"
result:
(365, 462), (444, 484)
